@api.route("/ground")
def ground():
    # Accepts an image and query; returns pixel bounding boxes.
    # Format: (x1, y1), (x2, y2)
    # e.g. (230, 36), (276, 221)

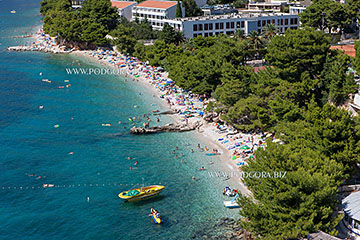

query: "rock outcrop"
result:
(190, 217), (256, 240)
(130, 121), (202, 134)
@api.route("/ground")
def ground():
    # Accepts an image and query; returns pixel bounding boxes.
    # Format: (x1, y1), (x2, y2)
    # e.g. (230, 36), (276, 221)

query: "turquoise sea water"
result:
(0, 1), (239, 239)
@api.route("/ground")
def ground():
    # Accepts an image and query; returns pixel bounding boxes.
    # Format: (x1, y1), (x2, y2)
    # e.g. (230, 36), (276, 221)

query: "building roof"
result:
(136, 0), (177, 9)
(169, 12), (298, 22)
(330, 45), (355, 58)
(342, 190), (360, 221)
(111, 1), (137, 9)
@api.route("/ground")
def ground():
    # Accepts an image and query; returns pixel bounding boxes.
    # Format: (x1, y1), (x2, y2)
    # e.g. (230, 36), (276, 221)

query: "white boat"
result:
(224, 194), (240, 208)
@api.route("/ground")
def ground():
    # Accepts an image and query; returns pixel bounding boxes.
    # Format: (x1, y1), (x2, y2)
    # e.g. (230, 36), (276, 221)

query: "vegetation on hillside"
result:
(300, 0), (360, 34)
(40, 1), (360, 238)
(41, 0), (119, 48)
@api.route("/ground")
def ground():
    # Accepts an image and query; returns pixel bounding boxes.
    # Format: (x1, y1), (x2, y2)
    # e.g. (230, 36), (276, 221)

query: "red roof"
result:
(136, 0), (177, 9)
(253, 66), (273, 73)
(330, 45), (355, 58)
(111, 1), (137, 9)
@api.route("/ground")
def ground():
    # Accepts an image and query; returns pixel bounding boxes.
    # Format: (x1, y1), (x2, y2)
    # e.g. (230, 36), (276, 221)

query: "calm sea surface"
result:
(0, 1), (239, 239)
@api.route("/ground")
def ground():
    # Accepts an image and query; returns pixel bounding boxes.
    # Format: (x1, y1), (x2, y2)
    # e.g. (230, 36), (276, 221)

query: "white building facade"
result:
(111, 1), (137, 21)
(165, 13), (299, 39)
(289, 6), (307, 15)
(132, 0), (184, 30)
(71, 0), (85, 8)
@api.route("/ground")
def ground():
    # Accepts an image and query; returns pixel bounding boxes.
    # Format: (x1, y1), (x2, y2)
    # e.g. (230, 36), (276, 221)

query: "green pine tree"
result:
(176, 0), (182, 18)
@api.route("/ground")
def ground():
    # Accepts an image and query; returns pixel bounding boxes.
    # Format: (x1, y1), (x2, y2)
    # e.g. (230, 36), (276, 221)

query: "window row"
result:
(133, 13), (165, 20)
(258, 26), (297, 33)
(257, 18), (298, 27)
(135, 8), (164, 13)
(193, 21), (245, 32)
(193, 31), (235, 38)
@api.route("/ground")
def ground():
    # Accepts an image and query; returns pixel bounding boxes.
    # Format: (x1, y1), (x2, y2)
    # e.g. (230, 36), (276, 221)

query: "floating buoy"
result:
(134, 105), (137, 108)
(10, 10), (16, 14)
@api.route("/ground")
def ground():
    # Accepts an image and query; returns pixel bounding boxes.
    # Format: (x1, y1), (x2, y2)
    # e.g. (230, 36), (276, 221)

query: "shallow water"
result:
(0, 1), (240, 239)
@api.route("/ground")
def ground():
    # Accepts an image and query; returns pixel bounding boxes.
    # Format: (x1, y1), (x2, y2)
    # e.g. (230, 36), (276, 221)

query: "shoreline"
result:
(72, 49), (256, 196)
(8, 30), (267, 197)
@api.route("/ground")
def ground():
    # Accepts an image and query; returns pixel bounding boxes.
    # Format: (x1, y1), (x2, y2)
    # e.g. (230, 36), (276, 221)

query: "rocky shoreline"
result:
(7, 46), (72, 53)
(130, 121), (202, 134)
(191, 217), (256, 240)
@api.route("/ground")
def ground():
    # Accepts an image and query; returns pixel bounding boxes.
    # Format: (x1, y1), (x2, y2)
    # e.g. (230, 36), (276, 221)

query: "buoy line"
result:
(0, 182), (166, 190)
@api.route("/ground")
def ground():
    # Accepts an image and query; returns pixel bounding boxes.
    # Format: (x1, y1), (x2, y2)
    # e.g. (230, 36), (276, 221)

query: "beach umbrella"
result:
(240, 145), (250, 150)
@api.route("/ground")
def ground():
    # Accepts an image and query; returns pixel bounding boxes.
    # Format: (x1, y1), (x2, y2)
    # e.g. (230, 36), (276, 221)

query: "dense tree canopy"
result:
(183, 0), (203, 17)
(40, 0), (57, 15)
(158, 23), (184, 45)
(266, 27), (330, 81)
(355, 41), (360, 73)
(300, 0), (354, 33)
(239, 103), (360, 239)
(80, 0), (119, 31)
(41, 0), (119, 48)
(167, 36), (248, 94)
(319, 51), (357, 105)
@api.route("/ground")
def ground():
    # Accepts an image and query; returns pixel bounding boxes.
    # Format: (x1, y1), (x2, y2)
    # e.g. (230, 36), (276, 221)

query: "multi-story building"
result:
(247, 2), (283, 11)
(132, 0), (185, 30)
(201, 5), (238, 16)
(289, 5), (307, 14)
(111, 1), (137, 21)
(164, 12), (299, 38)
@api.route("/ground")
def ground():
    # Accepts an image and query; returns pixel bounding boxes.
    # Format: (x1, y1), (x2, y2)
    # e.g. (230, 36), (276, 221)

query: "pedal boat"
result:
(150, 208), (163, 224)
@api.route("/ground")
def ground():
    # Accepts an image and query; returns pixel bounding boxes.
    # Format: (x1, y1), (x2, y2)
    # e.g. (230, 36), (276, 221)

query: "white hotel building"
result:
(111, 1), (137, 21)
(132, 0), (185, 30)
(164, 12), (299, 39)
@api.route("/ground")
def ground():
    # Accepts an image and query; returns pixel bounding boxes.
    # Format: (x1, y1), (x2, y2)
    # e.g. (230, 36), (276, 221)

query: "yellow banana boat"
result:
(150, 208), (163, 224)
(118, 185), (165, 202)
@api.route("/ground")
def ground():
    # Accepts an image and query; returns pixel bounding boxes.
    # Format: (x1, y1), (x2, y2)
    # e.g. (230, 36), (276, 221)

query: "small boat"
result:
(118, 184), (165, 202)
(150, 208), (163, 224)
(10, 10), (16, 14)
(224, 193), (240, 208)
